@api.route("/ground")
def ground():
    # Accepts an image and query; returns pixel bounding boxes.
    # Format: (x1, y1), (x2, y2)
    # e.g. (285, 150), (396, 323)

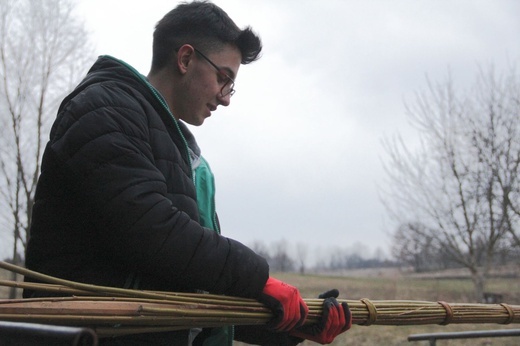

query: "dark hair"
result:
(151, 1), (262, 72)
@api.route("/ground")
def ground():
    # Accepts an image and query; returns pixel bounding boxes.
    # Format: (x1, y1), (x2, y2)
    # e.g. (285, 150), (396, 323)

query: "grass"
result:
(2, 268), (519, 345)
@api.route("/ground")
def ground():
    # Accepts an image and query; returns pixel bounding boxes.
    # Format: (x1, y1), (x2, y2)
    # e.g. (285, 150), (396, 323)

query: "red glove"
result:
(290, 289), (352, 344)
(258, 277), (309, 331)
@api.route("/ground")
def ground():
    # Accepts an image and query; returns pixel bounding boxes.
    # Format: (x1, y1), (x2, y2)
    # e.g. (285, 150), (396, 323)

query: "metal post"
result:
(408, 329), (520, 344)
(0, 321), (98, 346)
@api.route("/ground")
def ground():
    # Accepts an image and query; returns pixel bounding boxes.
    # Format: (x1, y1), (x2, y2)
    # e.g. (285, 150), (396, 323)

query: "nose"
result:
(217, 93), (231, 107)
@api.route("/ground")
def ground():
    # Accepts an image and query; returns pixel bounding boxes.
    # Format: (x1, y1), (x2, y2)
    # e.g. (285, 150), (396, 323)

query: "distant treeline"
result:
(248, 239), (520, 275)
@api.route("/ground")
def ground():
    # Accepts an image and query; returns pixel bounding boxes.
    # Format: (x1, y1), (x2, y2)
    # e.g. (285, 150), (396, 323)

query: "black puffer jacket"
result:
(24, 56), (268, 299)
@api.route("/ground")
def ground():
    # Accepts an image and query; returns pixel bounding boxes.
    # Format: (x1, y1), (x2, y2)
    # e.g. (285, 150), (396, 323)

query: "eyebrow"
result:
(220, 66), (236, 80)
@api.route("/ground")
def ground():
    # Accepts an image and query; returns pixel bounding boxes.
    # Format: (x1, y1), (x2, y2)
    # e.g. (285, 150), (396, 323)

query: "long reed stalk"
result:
(0, 261), (518, 337)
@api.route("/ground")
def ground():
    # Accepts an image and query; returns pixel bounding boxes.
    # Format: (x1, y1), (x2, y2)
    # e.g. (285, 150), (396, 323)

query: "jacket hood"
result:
(58, 56), (201, 154)
(63, 55), (153, 108)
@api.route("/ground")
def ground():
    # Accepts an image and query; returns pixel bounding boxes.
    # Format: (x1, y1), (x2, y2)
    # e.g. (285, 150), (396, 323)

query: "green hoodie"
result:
(193, 154), (234, 346)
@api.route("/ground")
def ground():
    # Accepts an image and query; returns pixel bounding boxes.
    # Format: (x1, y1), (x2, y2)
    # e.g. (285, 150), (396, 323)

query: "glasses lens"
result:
(222, 80), (235, 96)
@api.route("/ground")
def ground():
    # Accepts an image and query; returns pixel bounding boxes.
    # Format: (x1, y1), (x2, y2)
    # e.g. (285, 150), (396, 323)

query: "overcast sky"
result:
(71, 0), (520, 264)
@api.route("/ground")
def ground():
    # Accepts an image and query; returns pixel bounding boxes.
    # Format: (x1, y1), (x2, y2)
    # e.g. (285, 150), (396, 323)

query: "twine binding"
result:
(360, 298), (377, 326)
(437, 301), (453, 325)
(500, 303), (515, 324)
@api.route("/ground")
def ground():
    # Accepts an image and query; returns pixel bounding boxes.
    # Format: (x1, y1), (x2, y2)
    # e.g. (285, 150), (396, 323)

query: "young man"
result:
(24, 1), (351, 345)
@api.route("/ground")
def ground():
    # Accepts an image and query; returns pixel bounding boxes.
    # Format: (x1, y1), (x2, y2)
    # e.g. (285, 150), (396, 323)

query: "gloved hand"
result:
(258, 277), (309, 331)
(290, 289), (352, 344)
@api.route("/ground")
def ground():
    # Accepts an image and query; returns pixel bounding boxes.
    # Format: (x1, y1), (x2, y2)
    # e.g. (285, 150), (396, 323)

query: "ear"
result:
(176, 44), (195, 75)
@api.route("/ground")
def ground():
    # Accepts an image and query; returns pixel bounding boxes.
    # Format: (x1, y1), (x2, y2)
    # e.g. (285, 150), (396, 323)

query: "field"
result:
(251, 269), (520, 346)
(1, 267), (519, 345)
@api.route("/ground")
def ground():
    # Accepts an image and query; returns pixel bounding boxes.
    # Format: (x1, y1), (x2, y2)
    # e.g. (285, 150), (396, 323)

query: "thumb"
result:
(318, 289), (339, 299)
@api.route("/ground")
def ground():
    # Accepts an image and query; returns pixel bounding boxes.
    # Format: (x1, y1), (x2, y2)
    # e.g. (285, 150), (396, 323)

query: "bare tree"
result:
(249, 240), (272, 263)
(391, 222), (457, 272)
(381, 65), (520, 301)
(270, 239), (294, 272)
(0, 0), (94, 277)
(295, 242), (308, 274)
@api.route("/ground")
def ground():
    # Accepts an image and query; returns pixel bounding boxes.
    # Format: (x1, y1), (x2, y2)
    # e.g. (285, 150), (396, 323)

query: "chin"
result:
(192, 118), (206, 126)
(183, 117), (205, 126)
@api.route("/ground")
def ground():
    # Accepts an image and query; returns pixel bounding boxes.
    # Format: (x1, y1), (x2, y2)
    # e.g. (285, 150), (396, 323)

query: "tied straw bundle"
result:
(0, 261), (518, 337)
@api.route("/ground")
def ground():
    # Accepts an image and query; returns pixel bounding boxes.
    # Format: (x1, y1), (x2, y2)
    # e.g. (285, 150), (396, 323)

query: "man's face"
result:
(176, 44), (241, 126)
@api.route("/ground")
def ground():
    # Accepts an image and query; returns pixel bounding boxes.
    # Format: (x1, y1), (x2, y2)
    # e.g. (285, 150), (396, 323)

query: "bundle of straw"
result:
(0, 261), (518, 337)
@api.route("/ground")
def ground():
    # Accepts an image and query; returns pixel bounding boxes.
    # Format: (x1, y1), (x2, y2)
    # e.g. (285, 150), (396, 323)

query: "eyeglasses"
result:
(193, 47), (236, 97)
